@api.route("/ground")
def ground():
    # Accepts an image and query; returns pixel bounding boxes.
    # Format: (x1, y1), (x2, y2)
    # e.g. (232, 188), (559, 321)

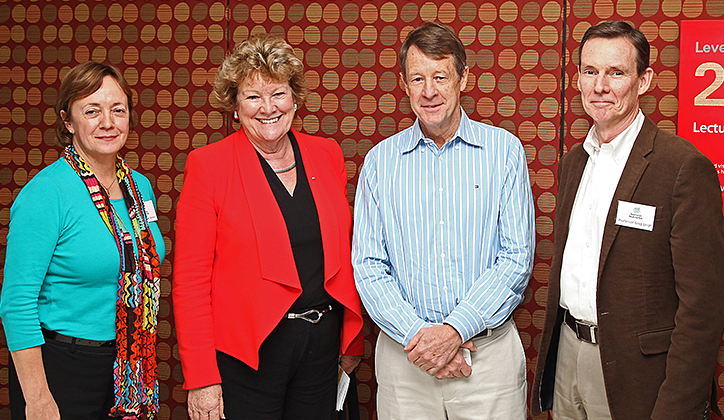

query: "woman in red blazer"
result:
(173, 34), (364, 420)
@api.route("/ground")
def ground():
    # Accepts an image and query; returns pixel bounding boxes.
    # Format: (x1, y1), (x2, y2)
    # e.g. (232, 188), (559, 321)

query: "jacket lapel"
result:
(233, 130), (301, 291)
(551, 146), (588, 299)
(296, 132), (342, 283)
(558, 148), (588, 248)
(597, 116), (656, 280)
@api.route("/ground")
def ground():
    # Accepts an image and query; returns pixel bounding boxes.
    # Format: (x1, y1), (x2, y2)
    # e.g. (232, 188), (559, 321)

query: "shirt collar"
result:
(583, 109), (644, 164)
(400, 108), (483, 153)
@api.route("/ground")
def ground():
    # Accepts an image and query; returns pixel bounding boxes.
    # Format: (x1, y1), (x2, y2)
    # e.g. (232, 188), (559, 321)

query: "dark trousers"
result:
(218, 308), (341, 420)
(9, 338), (116, 419)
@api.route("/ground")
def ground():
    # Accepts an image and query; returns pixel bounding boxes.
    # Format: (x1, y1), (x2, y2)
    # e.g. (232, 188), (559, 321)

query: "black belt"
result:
(285, 305), (333, 324)
(564, 309), (599, 344)
(42, 329), (116, 347)
(473, 327), (494, 338)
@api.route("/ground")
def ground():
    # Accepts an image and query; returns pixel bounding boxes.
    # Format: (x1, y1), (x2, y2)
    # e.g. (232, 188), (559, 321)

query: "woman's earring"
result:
(294, 104), (298, 112)
(233, 111), (239, 122)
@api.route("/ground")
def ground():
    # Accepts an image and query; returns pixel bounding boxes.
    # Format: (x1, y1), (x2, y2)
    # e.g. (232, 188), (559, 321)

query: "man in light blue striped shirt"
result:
(352, 21), (534, 419)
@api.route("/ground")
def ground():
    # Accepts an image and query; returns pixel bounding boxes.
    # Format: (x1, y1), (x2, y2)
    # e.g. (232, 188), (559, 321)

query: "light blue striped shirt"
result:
(352, 111), (535, 345)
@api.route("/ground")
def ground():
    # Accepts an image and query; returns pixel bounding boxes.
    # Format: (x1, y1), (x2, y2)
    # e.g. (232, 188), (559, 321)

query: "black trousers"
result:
(9, 338), (116, 419)
(218, 308), (341, 420)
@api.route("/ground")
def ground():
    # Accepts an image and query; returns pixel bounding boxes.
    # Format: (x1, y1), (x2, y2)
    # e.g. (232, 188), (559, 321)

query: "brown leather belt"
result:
(43, 329), (116, 347)
(564, 309), (599, 344)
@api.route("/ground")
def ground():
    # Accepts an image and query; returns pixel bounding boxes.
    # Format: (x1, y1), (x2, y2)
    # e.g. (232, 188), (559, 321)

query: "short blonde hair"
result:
(214, 33), (308, 113)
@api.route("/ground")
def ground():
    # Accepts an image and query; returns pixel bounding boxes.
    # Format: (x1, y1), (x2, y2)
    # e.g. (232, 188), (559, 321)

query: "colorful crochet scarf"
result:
(64, 145), (160, 419)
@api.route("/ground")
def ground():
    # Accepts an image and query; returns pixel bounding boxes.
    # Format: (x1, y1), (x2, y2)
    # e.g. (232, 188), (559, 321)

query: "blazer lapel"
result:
(558, 148), (588, 248)
(296, 133), (342, 283)
(550, 146), (588, 300)
(233, 130), (301, 291)
(597, 116), (656, 280)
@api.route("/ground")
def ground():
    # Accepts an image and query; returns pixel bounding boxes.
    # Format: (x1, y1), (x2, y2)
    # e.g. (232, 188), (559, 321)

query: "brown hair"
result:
(55, 61), (133, 147)
(580, 21), (650, 76)
(399, 21), (467, 82)
(214, 33), (308, 113)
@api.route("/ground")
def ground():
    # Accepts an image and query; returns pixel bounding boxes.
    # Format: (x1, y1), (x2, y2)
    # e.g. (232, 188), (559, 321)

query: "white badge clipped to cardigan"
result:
(143, 200), (159, 223)
(615, 200), (655, 231)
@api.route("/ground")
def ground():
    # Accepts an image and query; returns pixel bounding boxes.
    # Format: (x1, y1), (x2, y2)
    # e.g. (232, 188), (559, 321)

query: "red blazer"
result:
(173, 128), (365, 390)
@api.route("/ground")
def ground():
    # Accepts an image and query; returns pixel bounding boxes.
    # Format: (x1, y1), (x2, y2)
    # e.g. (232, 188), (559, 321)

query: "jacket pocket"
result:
(637, 327), (674, 355)
(655, 205), (665, 221)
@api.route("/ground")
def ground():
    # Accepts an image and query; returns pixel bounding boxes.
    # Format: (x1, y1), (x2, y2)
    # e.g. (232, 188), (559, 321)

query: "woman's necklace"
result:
(98, 176), (117, 196)
(273, 161), (296, 174)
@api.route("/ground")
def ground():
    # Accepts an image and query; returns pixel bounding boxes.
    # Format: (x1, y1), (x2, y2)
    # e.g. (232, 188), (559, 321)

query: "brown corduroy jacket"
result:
(530, 116), (724, 420)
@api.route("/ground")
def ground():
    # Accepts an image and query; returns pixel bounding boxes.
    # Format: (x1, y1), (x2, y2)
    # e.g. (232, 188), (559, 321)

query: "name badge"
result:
(143, 200), (159, 222)
(615, 200), (655, 231)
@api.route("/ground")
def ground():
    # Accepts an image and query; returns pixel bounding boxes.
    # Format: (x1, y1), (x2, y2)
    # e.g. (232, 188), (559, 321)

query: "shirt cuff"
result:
(401, 318), (431, 346)
(443, 300), (488, 343)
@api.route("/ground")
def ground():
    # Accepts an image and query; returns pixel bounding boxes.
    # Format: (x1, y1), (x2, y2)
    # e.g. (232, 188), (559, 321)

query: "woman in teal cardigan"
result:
(0, 62), (164, 419)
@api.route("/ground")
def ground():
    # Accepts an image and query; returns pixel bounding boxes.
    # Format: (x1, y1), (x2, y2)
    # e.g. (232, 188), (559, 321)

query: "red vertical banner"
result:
(679, 20), (724, 213)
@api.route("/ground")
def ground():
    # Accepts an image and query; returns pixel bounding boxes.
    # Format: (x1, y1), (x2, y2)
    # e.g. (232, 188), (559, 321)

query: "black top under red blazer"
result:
(173, 128), (365, 390)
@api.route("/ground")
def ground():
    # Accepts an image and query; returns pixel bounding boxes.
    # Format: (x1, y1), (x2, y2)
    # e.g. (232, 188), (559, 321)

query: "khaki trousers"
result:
(375, 319), (526, 420)
(553, 321), (613, 420)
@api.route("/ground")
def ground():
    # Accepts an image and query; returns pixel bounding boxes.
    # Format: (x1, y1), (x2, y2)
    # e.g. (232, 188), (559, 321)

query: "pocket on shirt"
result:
(637, 326), (673, 355)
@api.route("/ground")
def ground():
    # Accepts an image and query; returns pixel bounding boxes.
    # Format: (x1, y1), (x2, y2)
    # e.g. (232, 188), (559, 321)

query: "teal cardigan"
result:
(0, 158), (165, 351)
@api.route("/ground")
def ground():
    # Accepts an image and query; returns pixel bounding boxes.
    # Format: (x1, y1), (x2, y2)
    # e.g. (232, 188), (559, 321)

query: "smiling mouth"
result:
(258, 116), (281, 124)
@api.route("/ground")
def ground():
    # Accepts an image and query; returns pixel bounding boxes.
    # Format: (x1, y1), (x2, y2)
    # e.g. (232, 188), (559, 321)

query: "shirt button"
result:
(455, 145), (460, 150)
(443, 286), (448, 291)
(440, 253), (445, 258)
(586, 242), (590, 247)
(439, 187), (444, 192)
(439, 220), (444, 225)
(439, 156), (443, 161)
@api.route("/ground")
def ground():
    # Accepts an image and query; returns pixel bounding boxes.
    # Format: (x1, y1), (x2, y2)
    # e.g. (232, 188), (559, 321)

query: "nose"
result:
(259, 96), (274, 114)
(421, 79), (437, 98)
(99, 109), (114, 128)
(593, 74), (609, 93)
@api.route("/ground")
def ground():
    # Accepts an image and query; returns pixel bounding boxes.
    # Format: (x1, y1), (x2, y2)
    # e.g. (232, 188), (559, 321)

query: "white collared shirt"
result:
(559, 110), (645, 324)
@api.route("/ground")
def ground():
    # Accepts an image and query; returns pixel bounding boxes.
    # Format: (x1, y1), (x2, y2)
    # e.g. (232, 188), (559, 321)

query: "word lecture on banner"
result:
(679, 20), (724, 212)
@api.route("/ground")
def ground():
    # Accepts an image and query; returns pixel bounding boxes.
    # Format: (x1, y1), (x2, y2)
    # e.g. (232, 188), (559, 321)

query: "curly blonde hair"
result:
(214, 33), (308, 113)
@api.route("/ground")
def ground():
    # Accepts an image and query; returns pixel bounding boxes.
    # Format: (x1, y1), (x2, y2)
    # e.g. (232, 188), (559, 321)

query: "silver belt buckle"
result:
(286, 305), (332, 323)
(575, 321), (598, 344)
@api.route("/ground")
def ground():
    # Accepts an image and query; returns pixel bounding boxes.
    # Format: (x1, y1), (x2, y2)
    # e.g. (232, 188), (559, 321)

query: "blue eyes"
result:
(245, 92), (286, 100)
(582, 70), (625, 76)
(410, 76), (447, 83)
(84, 108), (127, 117)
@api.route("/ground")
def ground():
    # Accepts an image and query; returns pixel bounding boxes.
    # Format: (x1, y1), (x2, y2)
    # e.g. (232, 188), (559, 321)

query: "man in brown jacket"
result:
(531, 21), (724, 419)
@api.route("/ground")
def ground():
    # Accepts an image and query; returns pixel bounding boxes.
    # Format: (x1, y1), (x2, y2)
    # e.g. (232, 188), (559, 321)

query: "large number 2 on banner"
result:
(694, 62), (724, 106)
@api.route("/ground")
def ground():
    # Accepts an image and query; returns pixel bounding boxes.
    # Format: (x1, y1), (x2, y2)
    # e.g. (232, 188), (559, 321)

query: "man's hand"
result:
(433, 348), (472, 379)
(404, 324), (466, 376)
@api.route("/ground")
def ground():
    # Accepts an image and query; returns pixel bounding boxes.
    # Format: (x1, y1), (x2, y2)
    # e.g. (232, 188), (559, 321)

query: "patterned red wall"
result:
(0, 1), (722, 419)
